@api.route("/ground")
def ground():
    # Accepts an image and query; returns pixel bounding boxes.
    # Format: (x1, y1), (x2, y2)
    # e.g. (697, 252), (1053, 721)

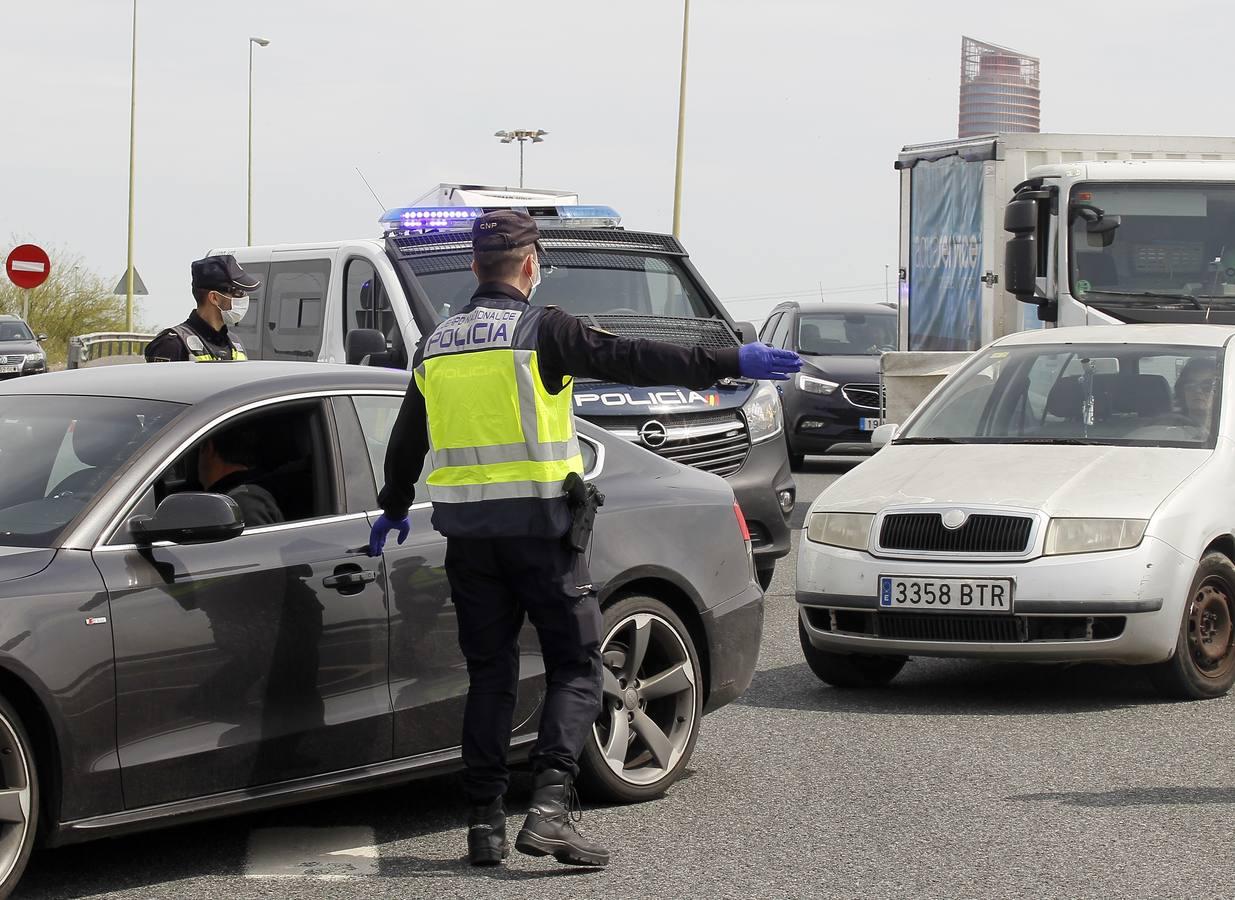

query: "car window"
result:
(0, 323), (33, 342)
(758, 313), (782, 343)
(0, 396), (183, 548)
(797, 313), (897, 356)
(769, 314), (793, 349)
(353, 395), (423, 497)
(263, 258), (330, 360)
(134, 400), (338, 539)
(344, 258), (398, 345)
(228, 262), (270, 358)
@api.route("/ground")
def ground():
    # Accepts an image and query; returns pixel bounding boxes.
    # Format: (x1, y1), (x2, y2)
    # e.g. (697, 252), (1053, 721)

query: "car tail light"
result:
(734, 502), (751, 542)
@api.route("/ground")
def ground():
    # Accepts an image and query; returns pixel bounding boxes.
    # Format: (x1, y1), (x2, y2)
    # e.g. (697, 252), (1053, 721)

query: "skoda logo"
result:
(941, 509), (968, 530)
(639, 420), (669, 449)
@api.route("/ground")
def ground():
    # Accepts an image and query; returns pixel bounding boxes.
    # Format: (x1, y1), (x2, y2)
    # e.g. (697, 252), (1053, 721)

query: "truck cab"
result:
(213, 186), (794, 587)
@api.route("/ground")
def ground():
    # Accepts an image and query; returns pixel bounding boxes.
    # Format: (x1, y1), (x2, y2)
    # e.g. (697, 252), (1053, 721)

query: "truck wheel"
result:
(0, 695), (38, 900)
(756, 565), (775, 592)
(578, 595), (703, 803)
(798, 620), (906, 687)
(1150, 552), (1235, 700)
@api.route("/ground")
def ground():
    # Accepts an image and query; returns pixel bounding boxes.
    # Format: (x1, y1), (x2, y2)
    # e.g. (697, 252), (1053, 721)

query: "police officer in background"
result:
(368, 210), (801, 869)
(144, 254), (257, 362)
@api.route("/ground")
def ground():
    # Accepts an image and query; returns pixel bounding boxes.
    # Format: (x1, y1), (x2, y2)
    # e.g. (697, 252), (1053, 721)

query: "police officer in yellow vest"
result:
(369, 210), (802, 869)
(144, 254), (256, 362)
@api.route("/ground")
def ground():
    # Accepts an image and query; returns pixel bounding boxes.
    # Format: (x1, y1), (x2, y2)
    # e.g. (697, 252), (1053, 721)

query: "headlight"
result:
(743, 381), (783, 444)
(1044, 518), (1147, 556)
(806, 512), (874, 550)
(25, 352), (44, 363)
(797, 374), (839, 395)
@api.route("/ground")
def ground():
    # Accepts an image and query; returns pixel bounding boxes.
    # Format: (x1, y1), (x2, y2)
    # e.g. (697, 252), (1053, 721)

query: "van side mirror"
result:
(345, 329), (388, 366)
(1004, 198), (1039, 302)
(736, 321), (758, 344)
(130, 493), (244, 546)
(871, 423), (899, 448)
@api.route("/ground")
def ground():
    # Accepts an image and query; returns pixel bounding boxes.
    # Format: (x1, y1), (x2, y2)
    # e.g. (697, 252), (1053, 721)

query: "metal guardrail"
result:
(67, 332), (156, 369)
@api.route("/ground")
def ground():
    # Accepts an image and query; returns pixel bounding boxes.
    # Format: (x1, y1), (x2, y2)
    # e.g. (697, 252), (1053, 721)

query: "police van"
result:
(213, 185), (793, 587)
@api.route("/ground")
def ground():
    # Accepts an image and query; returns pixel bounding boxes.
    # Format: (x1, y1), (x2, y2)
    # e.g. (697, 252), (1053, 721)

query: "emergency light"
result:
(380, 205), (621, 235)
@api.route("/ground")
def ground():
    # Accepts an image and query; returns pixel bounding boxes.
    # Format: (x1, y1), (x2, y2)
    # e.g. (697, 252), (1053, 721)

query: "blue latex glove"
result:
(368, 513), (410, 557)
(738, 342), (803, 381)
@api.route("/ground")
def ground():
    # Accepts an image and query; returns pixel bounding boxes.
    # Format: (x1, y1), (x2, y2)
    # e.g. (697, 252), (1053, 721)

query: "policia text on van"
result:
(144, 255), (256, 362)
(369, 209), (801, 868)
(212, 186), (798, 588)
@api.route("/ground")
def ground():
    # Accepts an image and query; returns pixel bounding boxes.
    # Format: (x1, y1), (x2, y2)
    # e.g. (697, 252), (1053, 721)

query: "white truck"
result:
(884, 133), (1235, 423)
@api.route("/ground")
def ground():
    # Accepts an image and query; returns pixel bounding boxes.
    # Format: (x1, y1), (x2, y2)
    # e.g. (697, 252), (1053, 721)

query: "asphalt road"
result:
(16, 457), (1235, 899)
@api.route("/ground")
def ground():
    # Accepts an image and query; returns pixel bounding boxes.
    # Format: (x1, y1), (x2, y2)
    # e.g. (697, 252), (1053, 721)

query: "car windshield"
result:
(900, 343), (1222, 448)
(797, 312), (896, 356)
(404, 252), (713, 320)
(0, 323), (32, 342)
(1070, 183), (1235, 305)
(0, 395), (184, 547)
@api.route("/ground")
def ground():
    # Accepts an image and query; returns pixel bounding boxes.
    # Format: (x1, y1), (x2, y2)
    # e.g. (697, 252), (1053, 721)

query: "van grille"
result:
(587, 411), (751, 478)
(880, 512), (1033, 554)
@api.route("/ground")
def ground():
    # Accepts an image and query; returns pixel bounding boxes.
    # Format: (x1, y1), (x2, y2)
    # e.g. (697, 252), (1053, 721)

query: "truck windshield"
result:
(899, 343), (1221, 448)
(405, 253), (714, 320)
(1070, 183), (1235, 304)
(797, 312), (897, 356)
(0, 395), (184, 547)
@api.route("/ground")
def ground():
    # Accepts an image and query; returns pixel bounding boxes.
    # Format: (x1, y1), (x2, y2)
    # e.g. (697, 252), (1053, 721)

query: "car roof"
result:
(994, 324), (1235, 349)
(0, 362), (410, 404)
(777, 301), (895, 316)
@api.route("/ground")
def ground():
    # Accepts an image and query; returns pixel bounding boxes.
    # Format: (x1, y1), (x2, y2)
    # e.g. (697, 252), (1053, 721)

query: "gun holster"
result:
(563, 472), (605, 555)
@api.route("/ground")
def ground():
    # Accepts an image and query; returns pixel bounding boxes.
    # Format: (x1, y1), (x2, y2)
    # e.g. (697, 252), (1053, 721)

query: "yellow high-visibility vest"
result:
(414, 302), (582, 527)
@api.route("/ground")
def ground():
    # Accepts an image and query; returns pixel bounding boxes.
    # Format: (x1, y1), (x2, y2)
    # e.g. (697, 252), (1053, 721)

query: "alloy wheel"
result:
(593, 612), (697, 786)
(0, 710), (32, 888)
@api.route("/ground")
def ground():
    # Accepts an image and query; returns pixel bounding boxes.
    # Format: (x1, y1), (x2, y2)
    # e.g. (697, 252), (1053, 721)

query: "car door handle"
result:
(323, 569), (378, 590)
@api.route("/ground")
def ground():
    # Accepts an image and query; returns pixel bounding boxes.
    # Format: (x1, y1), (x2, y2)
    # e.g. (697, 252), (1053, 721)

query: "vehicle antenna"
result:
(355, 167), (387, 211)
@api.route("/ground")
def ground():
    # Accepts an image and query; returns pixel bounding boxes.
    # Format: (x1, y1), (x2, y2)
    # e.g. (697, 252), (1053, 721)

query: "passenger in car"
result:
(1177, 358), (1219, 427)
(197, 427), (283, 527)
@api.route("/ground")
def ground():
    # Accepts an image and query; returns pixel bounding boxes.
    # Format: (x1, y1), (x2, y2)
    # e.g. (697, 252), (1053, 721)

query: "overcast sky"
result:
(2, 0), (1228, 331)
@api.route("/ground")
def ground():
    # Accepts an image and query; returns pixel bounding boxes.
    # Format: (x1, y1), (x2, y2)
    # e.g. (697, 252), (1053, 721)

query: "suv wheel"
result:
(799, 620), (906, 687)
(1151, 552), (1235, 699)
(0, 695), (38, 900)
(578, 595), (703, 803)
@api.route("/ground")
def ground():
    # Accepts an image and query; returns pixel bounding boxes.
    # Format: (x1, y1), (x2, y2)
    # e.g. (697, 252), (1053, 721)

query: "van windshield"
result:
(899, 343), (1222, 448)
(404, 253), (714, 320)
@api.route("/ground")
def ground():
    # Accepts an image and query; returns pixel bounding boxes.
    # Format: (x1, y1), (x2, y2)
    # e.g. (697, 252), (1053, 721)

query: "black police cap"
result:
(472, 210), (545, 256)
(191, 254), (261, 293)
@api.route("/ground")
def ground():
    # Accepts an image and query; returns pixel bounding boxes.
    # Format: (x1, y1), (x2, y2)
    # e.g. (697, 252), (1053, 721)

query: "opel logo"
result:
(639, 420), (669, 449)
(941, 509), (968, 530)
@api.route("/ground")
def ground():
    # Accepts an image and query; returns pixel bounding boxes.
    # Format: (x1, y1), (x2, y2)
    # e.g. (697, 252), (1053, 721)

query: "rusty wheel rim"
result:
(1188, 580), (1235, 680)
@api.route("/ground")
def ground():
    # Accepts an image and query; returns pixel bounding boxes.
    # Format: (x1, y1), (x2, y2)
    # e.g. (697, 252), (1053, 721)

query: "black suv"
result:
(759, 301), (896, 468)
(0, 316), (47, 380)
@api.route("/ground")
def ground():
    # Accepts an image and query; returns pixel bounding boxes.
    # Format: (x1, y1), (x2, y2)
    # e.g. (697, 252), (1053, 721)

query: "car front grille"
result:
(592, 410), (751, 478)
(879, 512), (1034, 555)
(804, 607), (1127, 643)
(842, 383), (881, 410)
(0, 355), (23, 366)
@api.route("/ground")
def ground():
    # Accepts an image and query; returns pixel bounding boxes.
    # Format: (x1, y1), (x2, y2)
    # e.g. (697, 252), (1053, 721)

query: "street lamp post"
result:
(125, 0), (137, 332)
(672, 0), (690, 239)
(494, 129), (548, 188)
(248, 37), (271, 246)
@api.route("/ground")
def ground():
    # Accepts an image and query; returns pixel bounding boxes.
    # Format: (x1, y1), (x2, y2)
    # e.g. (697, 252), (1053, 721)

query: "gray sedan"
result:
(0, 362), (763, 897)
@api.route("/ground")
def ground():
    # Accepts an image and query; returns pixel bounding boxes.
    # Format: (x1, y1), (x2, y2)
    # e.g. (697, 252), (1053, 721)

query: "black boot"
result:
(515, 769), (609, 867)
(467, 797), (508, 867)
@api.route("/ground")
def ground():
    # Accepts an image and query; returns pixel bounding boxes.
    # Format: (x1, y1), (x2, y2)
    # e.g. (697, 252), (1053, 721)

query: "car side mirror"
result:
(37, 334), (47, 343)
(870, 423), (899, 448)
(129, 492), (244, 545)
(736, 321), (758, 344)
(345, 328), (388, 366)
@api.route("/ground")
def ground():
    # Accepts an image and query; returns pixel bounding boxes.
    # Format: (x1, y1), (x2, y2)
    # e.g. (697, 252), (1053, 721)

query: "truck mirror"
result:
(1004, 197), (1038, 235)
(345, 328), (388, 366)
(735, 321), (758, 344)
(1004, 197), (1040, 304)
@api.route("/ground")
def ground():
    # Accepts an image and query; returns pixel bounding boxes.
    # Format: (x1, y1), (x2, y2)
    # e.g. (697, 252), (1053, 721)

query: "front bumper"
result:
(701, 578), (764, 713)
(0, 363), (45, 380)
(796, 535), (1195, 664)
(782, 387), (878, 452)
(729, 433), (793, 568)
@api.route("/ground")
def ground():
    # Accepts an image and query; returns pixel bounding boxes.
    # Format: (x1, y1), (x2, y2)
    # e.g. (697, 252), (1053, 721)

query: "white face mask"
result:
(217, 293), (249, 327)
(528, 257), (542, 300)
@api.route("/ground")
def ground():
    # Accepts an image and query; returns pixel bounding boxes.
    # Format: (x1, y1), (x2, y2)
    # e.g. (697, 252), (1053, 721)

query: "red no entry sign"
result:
(5, 245), (51, 290)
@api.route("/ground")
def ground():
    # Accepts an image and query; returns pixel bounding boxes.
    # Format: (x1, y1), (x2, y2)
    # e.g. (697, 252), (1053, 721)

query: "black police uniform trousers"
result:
(444, 535), (603, 804)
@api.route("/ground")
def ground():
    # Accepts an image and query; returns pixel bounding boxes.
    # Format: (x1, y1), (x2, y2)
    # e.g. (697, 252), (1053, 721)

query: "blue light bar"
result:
(381, 204), (621, 235)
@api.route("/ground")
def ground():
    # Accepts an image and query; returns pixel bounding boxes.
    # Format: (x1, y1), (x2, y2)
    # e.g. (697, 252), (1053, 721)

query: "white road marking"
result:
(245, 826), (378, 879)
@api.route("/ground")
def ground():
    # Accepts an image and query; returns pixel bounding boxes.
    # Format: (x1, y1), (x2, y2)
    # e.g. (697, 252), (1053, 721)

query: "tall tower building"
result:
(958, 36), (1040, 138)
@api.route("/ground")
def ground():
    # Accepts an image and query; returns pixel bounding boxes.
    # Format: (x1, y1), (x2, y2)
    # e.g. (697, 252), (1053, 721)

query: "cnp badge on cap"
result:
(191, 254), (261, 293)
(472, 210), (545, 256)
